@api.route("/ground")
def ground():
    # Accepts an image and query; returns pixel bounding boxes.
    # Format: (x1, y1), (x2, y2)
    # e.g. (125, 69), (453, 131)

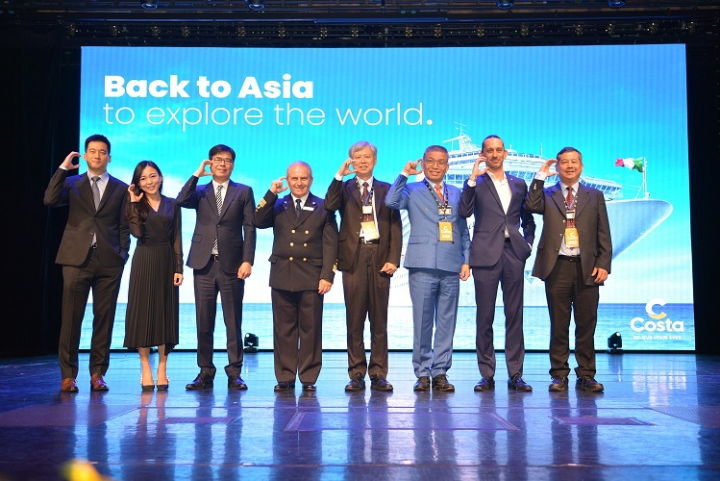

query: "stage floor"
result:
(0, 351), (718, 480)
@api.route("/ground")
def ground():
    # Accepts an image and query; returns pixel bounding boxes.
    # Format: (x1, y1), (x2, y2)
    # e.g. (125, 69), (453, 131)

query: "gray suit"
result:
(526, 178), (612, 378)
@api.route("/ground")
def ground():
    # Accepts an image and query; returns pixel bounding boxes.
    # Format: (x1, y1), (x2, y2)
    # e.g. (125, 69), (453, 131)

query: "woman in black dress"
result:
(124, 161), (183, 390)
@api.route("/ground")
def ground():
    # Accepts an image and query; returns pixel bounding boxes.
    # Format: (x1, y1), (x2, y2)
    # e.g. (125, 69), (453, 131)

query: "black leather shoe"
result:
(549, 376), (569, 392)
(576, 375), (604, 393)
(474, 377), (495, 392)
(508, 374), (533, 392)
(345, 373), (366, 391)
(370, 374), (393, 391)
(302, 383), (317, 392)
(432, 374), (455, 392)
(228, 375), (248, 390)
(185, 372), (214, 391)
(274, 381), (296, 391)
(413, 376), (431, 391)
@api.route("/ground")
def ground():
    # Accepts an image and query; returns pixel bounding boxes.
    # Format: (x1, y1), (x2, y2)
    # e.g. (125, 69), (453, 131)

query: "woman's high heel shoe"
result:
(156, 378), (169, 391)
(141, 378), (155, 392)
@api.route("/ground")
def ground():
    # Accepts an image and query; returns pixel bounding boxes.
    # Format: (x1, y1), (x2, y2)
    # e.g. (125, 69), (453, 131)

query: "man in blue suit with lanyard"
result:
(386, 145), (471, 392)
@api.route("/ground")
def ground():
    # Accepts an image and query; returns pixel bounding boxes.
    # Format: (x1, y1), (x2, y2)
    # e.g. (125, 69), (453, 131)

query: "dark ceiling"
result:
(2, 1), (719, 47)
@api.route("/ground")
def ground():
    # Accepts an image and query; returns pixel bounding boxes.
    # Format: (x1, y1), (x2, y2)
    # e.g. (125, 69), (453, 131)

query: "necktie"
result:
(362, 182), (373, 222)
(295, 198), (302, 218)
(566, 187), (574, 228)
(215, 184), (223, 215)
(213, 185), (223, 253)
(435, 184), (443, 201)
(91, 176), (101, 210)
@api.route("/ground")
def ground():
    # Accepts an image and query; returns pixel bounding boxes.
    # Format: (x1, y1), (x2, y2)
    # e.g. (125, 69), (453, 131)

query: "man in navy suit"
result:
(526, 147), (611, 393)
(386, 145), (471, 392)
(177, 144), (256, 390)
(254, 161), (338, 392)
(44, 134), (130, 392)
(459, 135), (536, 392)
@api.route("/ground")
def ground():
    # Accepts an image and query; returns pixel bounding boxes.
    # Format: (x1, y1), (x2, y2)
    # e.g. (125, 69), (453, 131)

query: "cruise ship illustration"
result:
(389, 130), (673, 306)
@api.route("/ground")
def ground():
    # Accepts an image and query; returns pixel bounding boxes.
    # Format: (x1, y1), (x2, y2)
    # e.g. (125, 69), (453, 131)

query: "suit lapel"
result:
(574, 184), (591, 218)
(97, 175), (118, 212)
(79, 175), (96, 211)
(480, 173), (503, 211)
(348, 178), (363, 209)
(220, 182), (238, 219)
(549, 184), (566, 215)
(297, 194), (320, 226)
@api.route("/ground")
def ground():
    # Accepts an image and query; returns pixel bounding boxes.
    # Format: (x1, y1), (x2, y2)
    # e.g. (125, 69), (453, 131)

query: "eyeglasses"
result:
(424, 160), (448, 167)
(212, 157), (234, 164)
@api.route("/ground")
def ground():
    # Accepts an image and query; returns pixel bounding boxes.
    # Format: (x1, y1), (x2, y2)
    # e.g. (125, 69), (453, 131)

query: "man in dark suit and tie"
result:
(254, 161), (338, 392)
(386, 145), (471, 392)
(324, 141), (402, 392)
(525, 147), (612, 393)
(459, 135), (536, 392)
(177, 144), (256, 390)
(44, 134), (130, 392)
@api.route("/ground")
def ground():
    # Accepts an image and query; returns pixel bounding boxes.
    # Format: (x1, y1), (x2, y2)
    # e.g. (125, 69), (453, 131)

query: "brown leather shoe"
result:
(413, 376), (431, 391)
(90, 373), (109, 391)
(432, 374), (455, 392)
(60, 377), (79, 393)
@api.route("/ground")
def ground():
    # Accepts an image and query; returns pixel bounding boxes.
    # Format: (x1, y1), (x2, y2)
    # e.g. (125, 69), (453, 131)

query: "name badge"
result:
(302, 205), (316, 211)
(439, 221), (453, 242)
(566, 210), (575, 220)
(438, 205), (452, 216)
(361, 221), (380, 241)
(565, 227), (579, 248)
(362, 205), (373, 215)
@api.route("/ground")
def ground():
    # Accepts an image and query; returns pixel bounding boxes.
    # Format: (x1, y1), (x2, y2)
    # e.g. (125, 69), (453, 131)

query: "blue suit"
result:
(459, 173), (535, 380)
(386, 174), (470, 378)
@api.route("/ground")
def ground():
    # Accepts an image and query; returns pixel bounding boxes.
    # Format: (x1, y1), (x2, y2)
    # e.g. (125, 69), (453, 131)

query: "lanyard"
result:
(423, 179), (450, 219)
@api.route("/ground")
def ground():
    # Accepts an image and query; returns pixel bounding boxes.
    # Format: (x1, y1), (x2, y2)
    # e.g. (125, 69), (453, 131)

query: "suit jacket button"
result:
(289, 257), (294, 261)
(290, 242), (294, 246)
(303, 243), (308, 247)
(291, 229), (296, 234)
(303, 258), (307, 262)
(305, 230), (309, 235)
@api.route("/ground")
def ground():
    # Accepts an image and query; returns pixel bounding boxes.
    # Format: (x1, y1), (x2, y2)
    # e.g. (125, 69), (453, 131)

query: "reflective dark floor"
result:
(0, 351), (719, 480)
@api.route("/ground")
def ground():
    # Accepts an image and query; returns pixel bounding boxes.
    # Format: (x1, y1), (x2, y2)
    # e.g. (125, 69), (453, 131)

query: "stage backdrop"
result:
(77, 45), (693, 351)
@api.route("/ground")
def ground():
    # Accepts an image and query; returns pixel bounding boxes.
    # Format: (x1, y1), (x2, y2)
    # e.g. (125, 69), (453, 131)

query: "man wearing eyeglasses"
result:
(385, 145), (471, 392)
(177, 144), (257, 391)
(458, 135), (536, 393)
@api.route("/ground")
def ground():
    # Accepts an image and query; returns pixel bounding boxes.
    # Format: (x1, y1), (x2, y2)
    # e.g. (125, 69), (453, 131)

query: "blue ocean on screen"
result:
(80, 302), (694, 352)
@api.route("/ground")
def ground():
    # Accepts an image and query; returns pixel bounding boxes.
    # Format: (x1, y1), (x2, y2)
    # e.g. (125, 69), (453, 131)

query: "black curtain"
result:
(0, 27), (74, 357)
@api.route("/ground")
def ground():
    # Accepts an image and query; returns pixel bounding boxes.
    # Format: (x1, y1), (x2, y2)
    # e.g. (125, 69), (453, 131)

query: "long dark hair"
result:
(128, 160), (163, 223)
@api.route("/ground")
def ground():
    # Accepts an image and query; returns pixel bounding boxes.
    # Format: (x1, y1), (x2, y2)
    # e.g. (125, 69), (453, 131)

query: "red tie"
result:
(362, 182), (373, 222)
(435, 184), (443, 201)
(566, 187), (574, 228)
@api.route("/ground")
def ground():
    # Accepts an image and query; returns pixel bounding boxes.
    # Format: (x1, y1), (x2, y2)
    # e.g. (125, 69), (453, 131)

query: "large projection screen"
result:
(78, 45), (693, 351)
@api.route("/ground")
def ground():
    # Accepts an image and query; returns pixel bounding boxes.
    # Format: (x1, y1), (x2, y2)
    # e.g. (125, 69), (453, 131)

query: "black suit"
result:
(254, 191), (338, 384)
(526, 178), (612, 378)
(324, 177), (402, 379)
(176, 175), (256, 379)
(44, 169), (130, 379)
